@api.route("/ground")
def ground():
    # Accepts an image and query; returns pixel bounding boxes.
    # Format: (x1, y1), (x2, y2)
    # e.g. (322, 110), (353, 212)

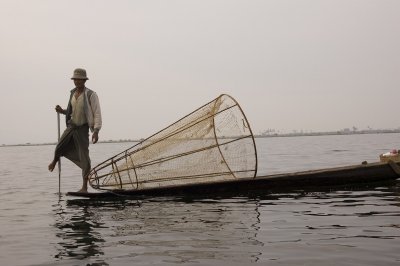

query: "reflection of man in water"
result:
(53, 201), (105, 261)
(48, 68), (102, 192)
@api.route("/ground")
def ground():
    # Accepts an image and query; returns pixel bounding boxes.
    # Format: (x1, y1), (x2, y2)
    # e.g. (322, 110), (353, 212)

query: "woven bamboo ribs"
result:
(88, 94), (258, 191)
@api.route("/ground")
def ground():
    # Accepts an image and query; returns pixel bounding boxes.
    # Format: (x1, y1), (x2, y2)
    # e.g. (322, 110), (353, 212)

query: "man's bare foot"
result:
(77, 188), (88, 193)
(48, 161), (56, 172)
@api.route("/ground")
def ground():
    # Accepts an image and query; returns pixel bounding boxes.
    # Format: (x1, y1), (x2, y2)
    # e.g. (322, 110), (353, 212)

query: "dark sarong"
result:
(54, 123), (91, 178)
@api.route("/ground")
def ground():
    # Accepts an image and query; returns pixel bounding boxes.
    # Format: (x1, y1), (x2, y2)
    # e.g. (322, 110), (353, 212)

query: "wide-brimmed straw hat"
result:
(71, 68), (89, 80)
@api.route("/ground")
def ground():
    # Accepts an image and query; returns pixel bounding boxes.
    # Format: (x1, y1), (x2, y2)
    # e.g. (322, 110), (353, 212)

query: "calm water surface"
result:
(0, 134), (399, 265)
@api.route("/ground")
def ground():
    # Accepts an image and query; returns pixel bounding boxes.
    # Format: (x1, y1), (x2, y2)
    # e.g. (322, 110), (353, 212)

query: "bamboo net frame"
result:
(88, 94), (258, 191)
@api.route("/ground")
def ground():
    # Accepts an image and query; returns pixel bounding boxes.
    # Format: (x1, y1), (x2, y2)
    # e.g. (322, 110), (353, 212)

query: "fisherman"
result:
(48, 68), (102, 192)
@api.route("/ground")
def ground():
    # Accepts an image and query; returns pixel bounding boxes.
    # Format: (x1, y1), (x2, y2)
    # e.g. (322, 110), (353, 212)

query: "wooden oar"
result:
(57, 112), (61, 194)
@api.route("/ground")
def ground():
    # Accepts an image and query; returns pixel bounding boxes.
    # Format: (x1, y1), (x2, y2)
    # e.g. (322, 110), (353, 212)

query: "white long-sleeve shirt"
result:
(66, 87), (102, 133)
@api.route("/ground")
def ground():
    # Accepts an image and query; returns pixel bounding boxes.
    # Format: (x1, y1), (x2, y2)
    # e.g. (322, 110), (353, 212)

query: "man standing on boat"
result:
(48, 68), (102, 193)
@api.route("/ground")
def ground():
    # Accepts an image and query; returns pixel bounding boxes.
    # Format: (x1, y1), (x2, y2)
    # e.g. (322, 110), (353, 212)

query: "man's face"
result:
(73, 79), (86, 88)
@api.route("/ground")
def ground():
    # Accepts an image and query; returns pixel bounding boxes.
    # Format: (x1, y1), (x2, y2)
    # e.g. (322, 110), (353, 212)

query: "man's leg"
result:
(48, 127), (74, 172)
(74, 125), (91, 192)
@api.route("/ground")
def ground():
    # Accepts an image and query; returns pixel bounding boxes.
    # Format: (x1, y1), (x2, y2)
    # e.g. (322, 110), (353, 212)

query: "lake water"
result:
(0, 134), (399, 266)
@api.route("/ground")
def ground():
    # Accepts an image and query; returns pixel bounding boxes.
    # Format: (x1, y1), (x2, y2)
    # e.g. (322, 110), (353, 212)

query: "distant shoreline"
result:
(2, 130), (400, 148)
(255, 129), (400, 138)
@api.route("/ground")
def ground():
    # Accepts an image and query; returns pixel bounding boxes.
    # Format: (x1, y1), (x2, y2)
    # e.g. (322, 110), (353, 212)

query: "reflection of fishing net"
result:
(89, 94), (257, 191)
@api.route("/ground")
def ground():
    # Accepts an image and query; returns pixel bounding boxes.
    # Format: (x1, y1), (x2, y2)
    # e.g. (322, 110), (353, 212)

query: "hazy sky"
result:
(1, 0), (399, 145)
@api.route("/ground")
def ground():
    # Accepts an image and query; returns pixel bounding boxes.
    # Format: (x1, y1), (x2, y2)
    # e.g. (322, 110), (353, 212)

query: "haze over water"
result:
(1, 1), (400, 145)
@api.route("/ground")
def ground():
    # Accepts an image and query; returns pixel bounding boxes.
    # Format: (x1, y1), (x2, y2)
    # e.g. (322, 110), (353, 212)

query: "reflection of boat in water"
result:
(60, 196), (265, 263)
(68, 161), (400, 198)
(58, 176), (400, 264)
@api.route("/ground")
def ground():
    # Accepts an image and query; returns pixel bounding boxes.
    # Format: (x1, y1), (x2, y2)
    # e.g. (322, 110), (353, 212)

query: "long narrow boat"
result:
(67, 95), (400, 198)
(67, 160), (400, 198)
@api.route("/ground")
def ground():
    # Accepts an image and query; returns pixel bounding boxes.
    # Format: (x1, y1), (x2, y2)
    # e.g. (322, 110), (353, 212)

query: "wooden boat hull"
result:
(67, 161), (400, 198)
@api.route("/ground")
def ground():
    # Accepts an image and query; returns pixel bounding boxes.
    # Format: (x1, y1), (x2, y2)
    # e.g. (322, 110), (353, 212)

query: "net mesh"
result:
(88, 94), (258, 191)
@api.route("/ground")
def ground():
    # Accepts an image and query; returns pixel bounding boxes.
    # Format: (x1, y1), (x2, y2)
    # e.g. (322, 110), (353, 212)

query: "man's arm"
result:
(89, 92), (102, 144)
(89, 93), (102, 131)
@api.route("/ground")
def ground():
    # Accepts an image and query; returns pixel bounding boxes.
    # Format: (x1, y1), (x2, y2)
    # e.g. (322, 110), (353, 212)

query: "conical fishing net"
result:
(88, 94), (258, 191)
